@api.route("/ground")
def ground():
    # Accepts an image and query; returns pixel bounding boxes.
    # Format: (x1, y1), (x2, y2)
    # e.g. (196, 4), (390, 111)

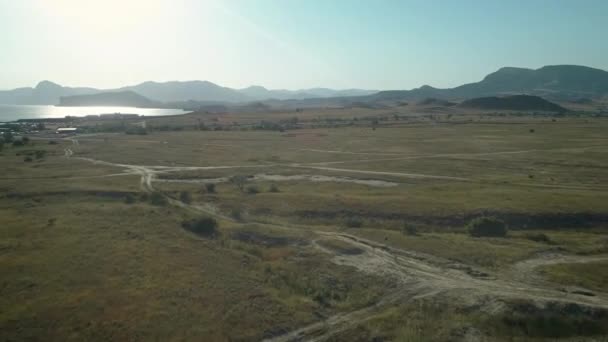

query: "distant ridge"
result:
(368, 65), (608, 103)
(0, 64), (607, 106)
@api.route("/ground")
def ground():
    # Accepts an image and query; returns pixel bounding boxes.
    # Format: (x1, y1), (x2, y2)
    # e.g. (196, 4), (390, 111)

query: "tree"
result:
(467, 217), (507, 237)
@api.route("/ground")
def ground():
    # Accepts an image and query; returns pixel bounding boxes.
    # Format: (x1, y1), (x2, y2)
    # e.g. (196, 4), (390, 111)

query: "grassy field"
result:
(1, 112), (608, 341)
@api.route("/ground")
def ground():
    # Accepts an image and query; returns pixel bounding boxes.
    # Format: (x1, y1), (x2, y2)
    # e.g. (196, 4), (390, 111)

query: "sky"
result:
(1, 0), (607, 90)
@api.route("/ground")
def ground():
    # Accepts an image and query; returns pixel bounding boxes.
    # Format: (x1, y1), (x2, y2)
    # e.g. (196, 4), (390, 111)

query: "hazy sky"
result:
(1, 0), (607, 90)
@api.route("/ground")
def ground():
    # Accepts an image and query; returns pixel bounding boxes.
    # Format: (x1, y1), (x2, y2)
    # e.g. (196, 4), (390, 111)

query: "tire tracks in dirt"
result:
(63, 138), (608, 341)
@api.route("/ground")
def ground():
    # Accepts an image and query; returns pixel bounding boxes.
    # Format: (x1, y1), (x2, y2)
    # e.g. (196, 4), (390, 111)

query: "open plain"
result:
(2, 109), (608, 341)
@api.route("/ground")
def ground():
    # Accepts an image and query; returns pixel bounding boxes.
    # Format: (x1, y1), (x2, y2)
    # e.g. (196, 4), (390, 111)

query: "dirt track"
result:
(63, 138), (608, 342)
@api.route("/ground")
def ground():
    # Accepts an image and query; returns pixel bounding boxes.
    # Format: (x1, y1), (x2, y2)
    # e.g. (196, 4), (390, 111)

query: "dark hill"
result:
(365, 65), (608, 104)
(459, 95), (567, 112)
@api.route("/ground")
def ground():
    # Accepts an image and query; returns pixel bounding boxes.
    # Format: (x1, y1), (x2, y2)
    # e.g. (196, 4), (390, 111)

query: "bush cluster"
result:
(468, 217), (507, 237)
(182, 217), (219, 238)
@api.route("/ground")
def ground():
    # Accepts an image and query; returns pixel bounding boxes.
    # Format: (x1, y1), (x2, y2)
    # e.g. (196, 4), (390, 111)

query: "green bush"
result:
(401, 223), (418, 236)
(205, 183), (216, 193)
(245, 185), (259, 194)
(231, 208), (243, 221)
(269, 184), (280, 193)
(124, 194), (136, 204)
(345, 217), (363, 228)
(230, 175), (247, 191)
(182, 217), (218, 238)
(468, 216), (507, 237)
(179, 191), (192, 204)
(34, 150), (46, 159)
(149, 192), (168, 206)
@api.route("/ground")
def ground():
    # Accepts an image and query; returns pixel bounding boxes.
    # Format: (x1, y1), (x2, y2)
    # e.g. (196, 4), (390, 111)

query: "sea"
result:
(0, 104), (187, 122)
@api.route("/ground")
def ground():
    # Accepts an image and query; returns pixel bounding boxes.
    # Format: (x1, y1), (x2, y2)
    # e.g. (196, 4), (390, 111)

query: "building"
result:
(56, 127), (78, 134)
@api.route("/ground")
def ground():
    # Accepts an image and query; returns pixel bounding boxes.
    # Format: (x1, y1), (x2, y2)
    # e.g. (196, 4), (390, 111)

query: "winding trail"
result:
(62, 137), (608, 341)
(264, 233), (608, 342)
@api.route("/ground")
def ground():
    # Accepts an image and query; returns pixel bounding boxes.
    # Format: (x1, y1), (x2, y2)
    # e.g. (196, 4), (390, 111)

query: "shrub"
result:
(401, 223), (418, 236)
(525, 233), (552, 244)
(22, 137), (30, 144)
(231, 208), (243, 221)
(182, 217), (218, 238)
(246, 185), (259, 194)
(48, 140), (58, 145)
(12, 140), (24, 147)
(180, 191), (192, 204)
(205, 183), (216, 193)
(345, 217), (363, 228)
(24, 156), (33, 162)
(529, 128), (535, 133)
(230, 175), (247, 191)
(35, 150), (46, 159)
(149, 192), (168, 206)
(468, 217), (507, 237)
(139, 193), (149, 202)
(269, 184), (280, 193)
(124, 194), (136, 204)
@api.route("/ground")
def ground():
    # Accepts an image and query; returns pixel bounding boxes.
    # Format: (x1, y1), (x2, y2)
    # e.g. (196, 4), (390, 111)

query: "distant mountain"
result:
(0, 81), (99, 105)
(59, 91), (160, 108)
(1, 65), (606, 106)
(369, 65), (608, 103)
(0, 80), (374, 105)
(119, 80), (249, 103)
(237, 85), (376, 100)
(459, 95), (566, 112)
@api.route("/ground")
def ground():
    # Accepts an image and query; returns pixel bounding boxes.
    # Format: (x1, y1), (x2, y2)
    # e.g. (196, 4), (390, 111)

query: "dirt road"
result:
(63, 138), (608, 342)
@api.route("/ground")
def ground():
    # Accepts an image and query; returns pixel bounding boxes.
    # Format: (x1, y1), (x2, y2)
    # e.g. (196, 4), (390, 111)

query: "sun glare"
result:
(37, 0), (164, 37)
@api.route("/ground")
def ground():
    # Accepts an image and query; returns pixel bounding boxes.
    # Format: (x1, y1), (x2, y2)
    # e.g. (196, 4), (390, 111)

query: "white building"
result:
(56, 127), (78, 134)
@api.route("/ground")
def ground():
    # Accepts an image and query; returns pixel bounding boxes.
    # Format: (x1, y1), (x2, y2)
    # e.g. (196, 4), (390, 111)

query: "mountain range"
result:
(367, 65), (608, 103)
(0, 80), (377, 106)
(1, 65), (607, 107)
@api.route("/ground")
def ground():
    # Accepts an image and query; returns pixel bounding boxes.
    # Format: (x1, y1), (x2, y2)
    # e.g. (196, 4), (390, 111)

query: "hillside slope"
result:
(459, 95), (567, 112)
